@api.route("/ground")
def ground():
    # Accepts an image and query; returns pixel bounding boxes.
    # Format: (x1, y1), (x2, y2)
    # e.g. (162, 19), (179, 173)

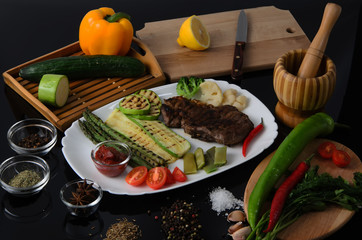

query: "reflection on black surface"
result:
(4, 85), (44, 121)
(42, 151), (59, 180)
(1, 190), (52, 222)
(63, 211), (104, 239)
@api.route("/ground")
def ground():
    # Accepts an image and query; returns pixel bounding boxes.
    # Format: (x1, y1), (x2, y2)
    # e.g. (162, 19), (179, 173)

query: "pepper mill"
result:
(273, 3), (341, 128)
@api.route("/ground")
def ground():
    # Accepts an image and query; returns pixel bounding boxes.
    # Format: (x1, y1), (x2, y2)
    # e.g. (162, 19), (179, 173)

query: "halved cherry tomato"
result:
(332, 150), (351, 168)
(172, 167), (187, 182)
(318, 141), (337, 159)
(146, 167), (167, 189)
(165, 167), (175, 184)
(125, 166), (148, 186)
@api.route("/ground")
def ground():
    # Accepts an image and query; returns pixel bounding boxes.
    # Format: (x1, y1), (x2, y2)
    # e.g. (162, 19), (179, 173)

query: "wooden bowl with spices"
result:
(0, 155), (50, 197)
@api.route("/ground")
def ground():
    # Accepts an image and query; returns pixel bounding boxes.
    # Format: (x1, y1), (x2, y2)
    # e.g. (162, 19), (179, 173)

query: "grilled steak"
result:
(161, 96), (254, 146)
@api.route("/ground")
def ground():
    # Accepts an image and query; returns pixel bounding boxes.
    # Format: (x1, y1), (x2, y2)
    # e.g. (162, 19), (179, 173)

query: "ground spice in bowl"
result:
(8, 169), (41, 188)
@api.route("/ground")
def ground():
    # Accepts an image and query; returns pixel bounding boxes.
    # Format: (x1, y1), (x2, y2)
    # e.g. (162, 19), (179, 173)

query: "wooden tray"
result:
(136, 6), (310, 82)
(244, 139), (362, 240)
(2, 38), (166, 131)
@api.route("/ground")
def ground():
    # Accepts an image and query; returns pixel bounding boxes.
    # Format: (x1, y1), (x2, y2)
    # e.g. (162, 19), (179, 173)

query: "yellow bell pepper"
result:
(79, 7), (133, 56)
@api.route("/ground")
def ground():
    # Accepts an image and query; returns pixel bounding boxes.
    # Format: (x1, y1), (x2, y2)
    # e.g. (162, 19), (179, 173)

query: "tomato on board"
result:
(165, 167), (176, 184)
(318, 141), (337, 159)
(332, 150), (351, 168)
(146, 167), (167, 189)
(125, 166), (148, 186)
(172, 167), (187, 182)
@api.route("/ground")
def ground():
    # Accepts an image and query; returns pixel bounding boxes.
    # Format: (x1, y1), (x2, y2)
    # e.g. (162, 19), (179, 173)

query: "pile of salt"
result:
(209, 187), (244, 215)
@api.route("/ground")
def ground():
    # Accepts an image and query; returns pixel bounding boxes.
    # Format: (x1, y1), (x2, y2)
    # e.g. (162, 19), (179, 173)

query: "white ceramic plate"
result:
(61, 79), (278, 195)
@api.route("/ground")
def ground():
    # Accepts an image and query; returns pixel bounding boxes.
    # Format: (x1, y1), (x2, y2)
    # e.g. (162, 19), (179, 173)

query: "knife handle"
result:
(231, 41), (245, 81)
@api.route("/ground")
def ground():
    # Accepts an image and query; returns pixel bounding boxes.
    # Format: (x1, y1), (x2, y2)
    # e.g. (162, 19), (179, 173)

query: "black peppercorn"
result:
(160, 200), (204, 240)
(17, 133), (50, 148)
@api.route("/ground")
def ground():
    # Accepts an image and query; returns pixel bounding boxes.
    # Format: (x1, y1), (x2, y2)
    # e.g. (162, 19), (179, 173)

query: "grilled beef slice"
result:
(161, 96), (254, 146)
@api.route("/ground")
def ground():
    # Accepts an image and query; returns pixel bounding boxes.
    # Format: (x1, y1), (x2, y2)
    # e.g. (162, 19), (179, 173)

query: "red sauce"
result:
(95, 145), (128, 165)
(93, 144), (129, 177)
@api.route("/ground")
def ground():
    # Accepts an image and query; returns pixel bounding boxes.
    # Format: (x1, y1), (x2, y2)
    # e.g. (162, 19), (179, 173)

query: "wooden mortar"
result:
(273, 49), (336, 128)
(273, 3), (340, 128)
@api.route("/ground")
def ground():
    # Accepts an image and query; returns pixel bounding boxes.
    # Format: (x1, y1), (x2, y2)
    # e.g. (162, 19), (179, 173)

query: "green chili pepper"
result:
(247, 112), (334, 230)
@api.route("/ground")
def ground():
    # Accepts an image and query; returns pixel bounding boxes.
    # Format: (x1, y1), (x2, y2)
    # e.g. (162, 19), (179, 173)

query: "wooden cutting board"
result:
(244, 139), (362, 240)
(136, 6), (310, 82)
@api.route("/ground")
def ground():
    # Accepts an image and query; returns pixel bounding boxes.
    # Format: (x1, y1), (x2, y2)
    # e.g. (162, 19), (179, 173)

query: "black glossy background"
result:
(0, 0), (361, 239)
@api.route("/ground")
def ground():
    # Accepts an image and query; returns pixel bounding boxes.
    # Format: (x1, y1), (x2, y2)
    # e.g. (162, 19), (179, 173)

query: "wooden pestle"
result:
(297, 3), (341, 78)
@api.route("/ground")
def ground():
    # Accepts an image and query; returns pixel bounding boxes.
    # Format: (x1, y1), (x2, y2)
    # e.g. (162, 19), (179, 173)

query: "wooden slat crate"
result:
(3, 37), (166, 131)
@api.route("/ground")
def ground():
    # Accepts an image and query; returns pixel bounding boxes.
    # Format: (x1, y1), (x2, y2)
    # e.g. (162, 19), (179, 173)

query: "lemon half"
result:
(177, 15), (210, 51)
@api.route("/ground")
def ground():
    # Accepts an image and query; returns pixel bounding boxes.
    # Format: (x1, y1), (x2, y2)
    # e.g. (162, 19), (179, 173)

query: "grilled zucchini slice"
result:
(131, 103), (161, 120)
(105, 109), (178, 163)
(135, 89), (162, 109)
(129, 116), (191, 158)
(119, 94), (150, 115)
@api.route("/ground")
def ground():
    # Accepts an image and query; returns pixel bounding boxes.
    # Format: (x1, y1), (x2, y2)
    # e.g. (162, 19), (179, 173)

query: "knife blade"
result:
(231, 10), (248, 81)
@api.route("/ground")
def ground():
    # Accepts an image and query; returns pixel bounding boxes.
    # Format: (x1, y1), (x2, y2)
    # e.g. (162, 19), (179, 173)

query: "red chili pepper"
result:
(242, 118), (264, 157)
(263, 154), (314, 233)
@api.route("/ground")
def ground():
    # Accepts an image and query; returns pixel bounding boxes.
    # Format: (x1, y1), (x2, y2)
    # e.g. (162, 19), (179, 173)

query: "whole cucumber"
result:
(19, 55), (146, 82)
(247, 112), (335, 230)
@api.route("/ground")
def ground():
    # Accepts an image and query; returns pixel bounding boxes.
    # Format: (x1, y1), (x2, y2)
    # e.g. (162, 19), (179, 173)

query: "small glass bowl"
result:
(60, 179), (103, 217)
(91, 140), (131, 177)
(7, 118), (57, 156)
(0, 155), (50, 197)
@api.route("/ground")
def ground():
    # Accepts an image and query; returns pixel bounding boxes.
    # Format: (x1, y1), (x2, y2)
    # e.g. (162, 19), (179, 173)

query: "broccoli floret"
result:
(176, 76), (204, 99)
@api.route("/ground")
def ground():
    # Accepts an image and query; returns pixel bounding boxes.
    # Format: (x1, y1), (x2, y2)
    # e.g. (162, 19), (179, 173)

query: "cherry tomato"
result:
(318, 141), (336, 159)
(332, 150), (351, 168)
(165, 167), (175, 184)
(172, 167), (187, 182)
(125, 166), (148, 186)
(146, 167), (167, 189)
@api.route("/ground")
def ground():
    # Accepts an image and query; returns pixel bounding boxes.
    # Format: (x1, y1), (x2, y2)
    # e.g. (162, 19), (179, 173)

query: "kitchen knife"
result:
(231, 10), (248, 81)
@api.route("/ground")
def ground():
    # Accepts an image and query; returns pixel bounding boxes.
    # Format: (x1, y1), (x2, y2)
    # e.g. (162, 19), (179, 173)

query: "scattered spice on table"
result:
(17, 133), (50, 148)
(8, 169), (41, 188)
(161, 199), (203, 240)
(103, 218), (142, 240)
(209, 187), (243, 215)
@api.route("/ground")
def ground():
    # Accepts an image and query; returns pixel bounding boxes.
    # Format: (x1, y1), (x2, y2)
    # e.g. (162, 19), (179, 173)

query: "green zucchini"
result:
(19, 55), (146, 82)
(135, 89), (162, 109)
(128, 116), (191, 158)
(119, 94), (150, 115)
(105, 109), (178, 163)
(38, 74), (69, 107)
(131, 103), (161, 120)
